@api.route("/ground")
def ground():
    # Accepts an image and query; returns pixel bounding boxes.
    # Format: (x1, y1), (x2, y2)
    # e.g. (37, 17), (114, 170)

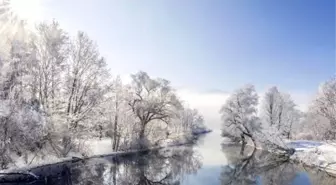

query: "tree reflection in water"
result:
(220, 144), (336, 185)
(113, 146), (202, 185)
(2, 144), (336, 185)
(1, 146), (202, 185)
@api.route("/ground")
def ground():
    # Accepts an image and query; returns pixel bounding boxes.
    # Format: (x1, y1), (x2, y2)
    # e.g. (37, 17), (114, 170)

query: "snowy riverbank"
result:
(222, 138), (336, 175)
(289, 140), (336, 175)
(1, 131), (211, 174)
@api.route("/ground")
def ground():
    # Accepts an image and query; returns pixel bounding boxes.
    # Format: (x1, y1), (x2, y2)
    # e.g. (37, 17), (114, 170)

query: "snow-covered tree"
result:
(261, 87), (281, 127)
(310, 78), (336, 139)
(29, 21), (69, 113)
(297, 111), (329, 140)
(23, 23), (113, 157)
(0, 41), (33, 100)
(279, 94), (301, 139)
(46, 31), (111, 157)
(260, 87), (301, 139)
(170, 108), (206, 142)
(220, 85), (295, 154)
(102, 76), (138, 151)
(109, 76), (123, 150)
(128, 71), (183, 147)
(0, 19), (207, 167)
(65, 31), (110, 131)
(0, 41), (47, 168)
(220, 85), (260, 149)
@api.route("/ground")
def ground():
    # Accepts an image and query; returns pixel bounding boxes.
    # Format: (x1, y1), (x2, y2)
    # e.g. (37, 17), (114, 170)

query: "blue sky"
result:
(41, 0), (335, 93)
(38, 0), (335, 128)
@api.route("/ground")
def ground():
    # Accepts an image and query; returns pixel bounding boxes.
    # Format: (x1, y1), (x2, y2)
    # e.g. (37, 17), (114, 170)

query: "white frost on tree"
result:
(0, 41), (47, 168)
(65, 31), (110, 131)
(29, 21), (69, 114)
(101, 76), (138, 151)
(128, 71), (183, 148)
(0, 20), (208, 168)
(220, 84), (260, 149)
(310, 78), (336, 139)
(170, 108), (206, 142)
(260, 87), (301, 139)
(220, 85), (296, 154)
(297, 111), (329, 140)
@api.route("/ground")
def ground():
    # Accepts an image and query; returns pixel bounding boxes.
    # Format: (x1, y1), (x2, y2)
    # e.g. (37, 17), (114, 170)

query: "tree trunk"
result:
(111, 165), (117, 185)
(112, 108), (118, 151)
(61, 135), (71, 157)
(240, 134), (246, 155)
(139, 124), (146, 149)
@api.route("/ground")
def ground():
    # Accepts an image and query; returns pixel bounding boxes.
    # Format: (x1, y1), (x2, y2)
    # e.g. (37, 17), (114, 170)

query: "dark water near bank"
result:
(1, 131), (336, 185)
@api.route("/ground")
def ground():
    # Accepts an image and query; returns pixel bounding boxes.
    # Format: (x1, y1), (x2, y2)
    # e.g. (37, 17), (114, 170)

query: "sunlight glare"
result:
(8, 0), (43, 23)
(0, 0), (44, 55)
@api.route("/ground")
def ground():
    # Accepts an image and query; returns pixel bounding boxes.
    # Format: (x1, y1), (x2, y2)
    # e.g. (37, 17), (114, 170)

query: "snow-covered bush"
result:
(0, 99), (47, 168)
(294, 133), (314, 140)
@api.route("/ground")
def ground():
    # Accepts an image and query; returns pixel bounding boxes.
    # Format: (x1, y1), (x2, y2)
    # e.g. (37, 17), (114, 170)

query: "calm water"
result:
(2, 131), (336, 185)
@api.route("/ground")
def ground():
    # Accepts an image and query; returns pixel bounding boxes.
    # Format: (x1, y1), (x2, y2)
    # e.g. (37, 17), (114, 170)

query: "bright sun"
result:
(3, 0), (43, 24)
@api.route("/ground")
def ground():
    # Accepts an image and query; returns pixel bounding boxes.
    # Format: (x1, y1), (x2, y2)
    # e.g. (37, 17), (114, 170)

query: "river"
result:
(1, 131), (336, 185)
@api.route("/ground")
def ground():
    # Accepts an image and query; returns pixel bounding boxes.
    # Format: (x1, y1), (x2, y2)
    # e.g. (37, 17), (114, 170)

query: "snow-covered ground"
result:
(0, 135), (197, 174)
(289, 140), (336, 175)
(88, 138), (114, 155)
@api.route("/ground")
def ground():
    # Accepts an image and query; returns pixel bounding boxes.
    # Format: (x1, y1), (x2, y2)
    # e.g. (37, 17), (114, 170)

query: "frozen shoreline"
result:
(0, 131), (211, 175)
(288, 140), (336, 176)
(222, 138), (336, 176)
